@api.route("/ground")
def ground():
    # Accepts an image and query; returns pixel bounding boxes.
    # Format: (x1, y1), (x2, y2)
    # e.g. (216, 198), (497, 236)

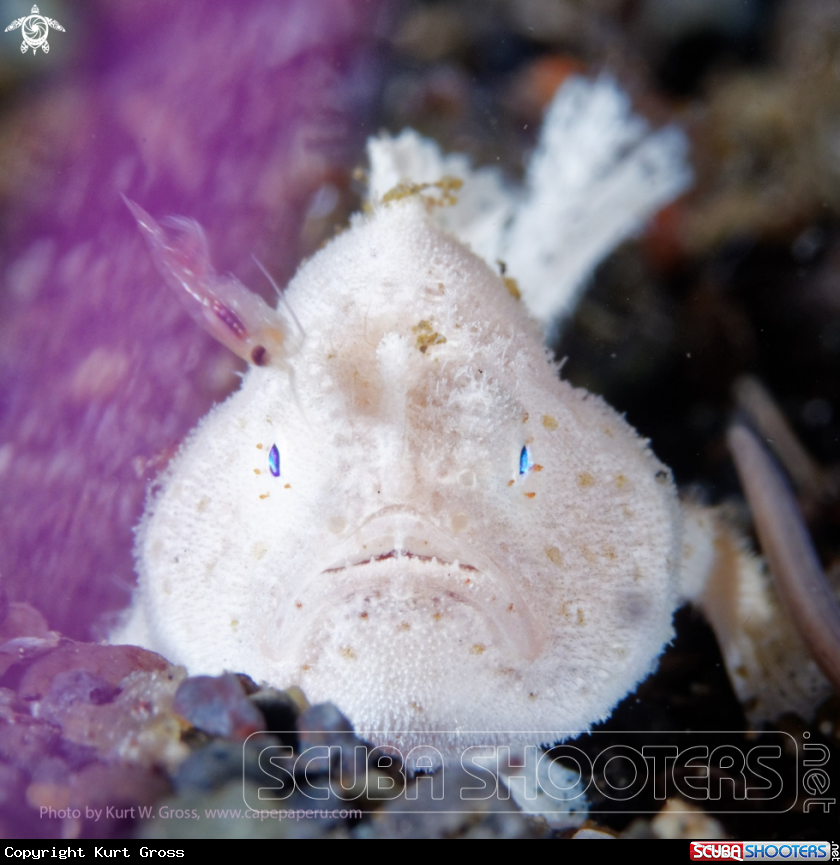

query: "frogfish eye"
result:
(268, 444), (280, 477)
(519, 445), (533, 475)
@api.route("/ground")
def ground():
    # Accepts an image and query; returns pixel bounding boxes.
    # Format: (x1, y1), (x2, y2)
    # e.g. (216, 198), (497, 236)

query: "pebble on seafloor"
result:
(0, 603), (564, 838)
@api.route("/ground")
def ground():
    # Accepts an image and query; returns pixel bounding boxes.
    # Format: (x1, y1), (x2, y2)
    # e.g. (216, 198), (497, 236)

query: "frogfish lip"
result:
(272, 506), (546, 661)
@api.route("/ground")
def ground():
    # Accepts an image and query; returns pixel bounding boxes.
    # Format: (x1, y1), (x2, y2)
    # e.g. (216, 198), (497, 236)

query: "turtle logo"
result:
(5, 5), (64, 55)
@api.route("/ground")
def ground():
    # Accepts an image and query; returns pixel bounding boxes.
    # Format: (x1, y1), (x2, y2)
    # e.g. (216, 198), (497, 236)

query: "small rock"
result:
(138, 780), (346, 839)
(249, 687), (300, 737)
(17, 642), (170, 701)
(363, 767), (546, 839)
(29, 666), (187, 770)
(297, 702), (354, 748)
(296, 702), (373, 795)
(0, 604), (59, 678)
(505, 752), (589, 830)
(0, 602), (51, 642)
(66, 761), (170, 812)
(39, 670), (119, 722)
(650, 797), (727, 840)
(235, 674), (260, 695)
(572, 827), (616, 839)
(0, 634), (62, 679)
(173, 674), (265, 739)
(173, 738), (285, 793)
(0, 711), (60, 772)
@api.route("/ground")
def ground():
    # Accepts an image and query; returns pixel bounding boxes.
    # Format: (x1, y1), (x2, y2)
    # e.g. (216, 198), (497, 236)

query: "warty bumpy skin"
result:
(114, 195), (684, 758)
(114, 77), (840, 762)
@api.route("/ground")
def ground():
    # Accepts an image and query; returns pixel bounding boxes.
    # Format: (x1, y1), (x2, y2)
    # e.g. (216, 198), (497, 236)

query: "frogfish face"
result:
(122, 198), (682, 758)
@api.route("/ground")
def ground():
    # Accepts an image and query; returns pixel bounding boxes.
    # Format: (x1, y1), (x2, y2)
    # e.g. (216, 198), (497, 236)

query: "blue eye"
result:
(268, 444), (280, 477)
(519, 445), (533, 475)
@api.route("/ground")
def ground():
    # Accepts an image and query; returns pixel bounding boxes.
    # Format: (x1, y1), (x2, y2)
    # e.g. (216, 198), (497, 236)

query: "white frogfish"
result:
(115, 77), (701, 759)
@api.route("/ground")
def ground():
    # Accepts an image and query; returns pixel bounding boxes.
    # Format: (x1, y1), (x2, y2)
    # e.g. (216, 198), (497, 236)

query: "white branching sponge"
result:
(368, 76), (692, 327)
(115, 76), (694, 763)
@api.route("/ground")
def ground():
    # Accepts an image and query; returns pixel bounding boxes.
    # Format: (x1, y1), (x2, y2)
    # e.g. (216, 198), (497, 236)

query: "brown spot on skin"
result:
(471, 644), (485, 655)
(529, 692), (537, 700)
(616, 474), (627, 489)
(504, 276), (521, 299)
(433, 612), (442, 621)
(578, 472), (595, 488)
(399, 622), (410, 631)
(542, 415), (558, 429)
(507, 479), (515, 487)
(412, 319), (446, 353)
(340, 647), (356, 660)
(360, 611), (368, 619)
(256, 444), (263, 449)
(197, 498), (210, 512)
(508, 604), (514, 612)
(522, 412), (529, 423)
(577, 608), (585, 625)
(524, 492), (536, 499)
(295, 602), (302, 609)
(382, 175), (462, 207)
(251, 345), (268, 366)
(259, 493), (269, 499)
(253, 469), (261, 475)
(561, 603), (571, 618)
(533, 464), (543, 472)
(604, 428), (613, 437)
(301, 664), (311, 672)
(411, 702), (424, 712)
(284, 483), (291, 489)
(582, 546), (596, 563)
(545, 546), (563, 566)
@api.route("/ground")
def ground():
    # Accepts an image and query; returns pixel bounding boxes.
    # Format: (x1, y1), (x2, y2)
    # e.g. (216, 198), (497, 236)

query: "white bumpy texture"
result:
(115, 75), (695, 763)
